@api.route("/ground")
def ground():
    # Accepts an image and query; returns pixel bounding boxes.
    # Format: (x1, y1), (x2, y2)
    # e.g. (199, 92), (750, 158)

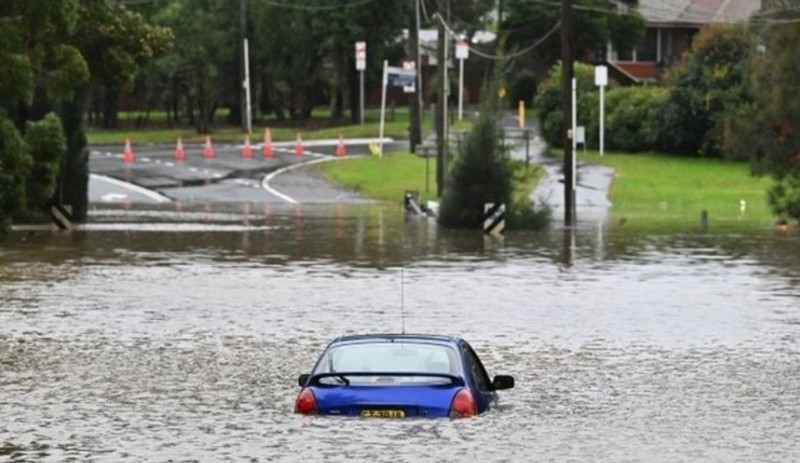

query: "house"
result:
(608, 0), (763, 83)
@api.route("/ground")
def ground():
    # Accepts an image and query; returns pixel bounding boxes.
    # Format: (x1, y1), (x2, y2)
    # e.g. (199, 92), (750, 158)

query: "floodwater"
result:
(1, 203), (799, 462)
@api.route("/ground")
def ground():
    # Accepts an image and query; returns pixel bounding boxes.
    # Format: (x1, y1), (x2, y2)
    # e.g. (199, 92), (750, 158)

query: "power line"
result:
(434, 14), (561, 60)
(251, 0), (379, 12)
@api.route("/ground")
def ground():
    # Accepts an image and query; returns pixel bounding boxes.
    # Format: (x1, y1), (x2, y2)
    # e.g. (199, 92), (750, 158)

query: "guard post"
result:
(483, 203), (506, 236)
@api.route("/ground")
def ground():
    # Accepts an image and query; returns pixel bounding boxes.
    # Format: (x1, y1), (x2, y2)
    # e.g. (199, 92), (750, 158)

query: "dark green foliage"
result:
(534, 62), (600, 148)
(24, 113), (66, 216)
(438, 106), (511, 228)
(502, 0), (645, 79)
(767, 173), (800, 223)
(58, 86), (90, 222)
(604, 86), (668, 152)
(439, 64), (550, 230)
(724, 10), (800, 221)
(509, 72), (537, 110)
(0, 112), (33, 230)
(506, 161), (552, 230)
(660, 24), (754, 157)
(506, 198), (552, 230)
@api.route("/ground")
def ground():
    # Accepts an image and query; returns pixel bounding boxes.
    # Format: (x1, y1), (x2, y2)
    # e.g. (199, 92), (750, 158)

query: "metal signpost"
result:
(379, 61), (417, 156)
(455, 37), (468, 121)
(402, 60), (416, 94)
(243, 38), (252, 134)
(355, 41), (366, 125)
(595, 65), (608, 156)
(571, 77), (577, 198)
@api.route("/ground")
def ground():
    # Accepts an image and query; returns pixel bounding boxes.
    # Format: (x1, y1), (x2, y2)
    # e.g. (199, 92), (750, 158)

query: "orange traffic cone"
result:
(242, 133), (253, 159)
(122, 138), (134, 164)
(294, 132), (304, 156)
(203, 134), (214, 159)
(174, 136), (185, 161)
(262, 127), (274, 158)
(335, 134), (347, 157)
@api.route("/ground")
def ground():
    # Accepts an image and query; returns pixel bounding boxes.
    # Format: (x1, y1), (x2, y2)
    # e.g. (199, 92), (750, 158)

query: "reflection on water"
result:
(1, 204), (799, 462)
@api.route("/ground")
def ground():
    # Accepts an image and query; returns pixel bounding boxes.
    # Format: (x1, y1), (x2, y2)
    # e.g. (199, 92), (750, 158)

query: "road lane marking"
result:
(90, 173), (172, 203)
(262, 154), (363, 204)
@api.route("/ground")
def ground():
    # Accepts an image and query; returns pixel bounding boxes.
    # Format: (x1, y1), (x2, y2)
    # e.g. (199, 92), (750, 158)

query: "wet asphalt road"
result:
(89, 139), (406, 206)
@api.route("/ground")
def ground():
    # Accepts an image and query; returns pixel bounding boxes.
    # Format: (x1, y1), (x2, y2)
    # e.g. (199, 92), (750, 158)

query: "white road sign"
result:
(355, 41), (366, 71)
(455, 39), (469, 60)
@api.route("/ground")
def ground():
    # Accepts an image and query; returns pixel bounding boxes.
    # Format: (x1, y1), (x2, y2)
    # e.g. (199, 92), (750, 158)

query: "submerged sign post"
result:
(356, 41), (366, 125)
(595, 65), (608, 156)
(455, 37), (469, 121)
(378, 60), (417, 156)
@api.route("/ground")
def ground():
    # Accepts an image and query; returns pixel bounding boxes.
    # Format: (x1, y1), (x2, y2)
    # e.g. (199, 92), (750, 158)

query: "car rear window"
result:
(315, 341), (458, 385)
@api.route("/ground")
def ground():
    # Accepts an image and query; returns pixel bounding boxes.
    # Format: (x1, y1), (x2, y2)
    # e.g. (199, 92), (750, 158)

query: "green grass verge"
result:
(317, 152), (541, 206)
(320, 146), (775, 232)
(87, 106), (472, 145)
(318, 153), (439, 204)
(576, 150), (776, 230)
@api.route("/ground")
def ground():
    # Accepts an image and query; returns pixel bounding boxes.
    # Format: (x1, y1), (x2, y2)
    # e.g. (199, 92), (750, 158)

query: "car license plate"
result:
(360, 409), (405, 419)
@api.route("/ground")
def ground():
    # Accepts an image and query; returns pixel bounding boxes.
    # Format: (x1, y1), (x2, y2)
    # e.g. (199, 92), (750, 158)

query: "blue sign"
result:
(385, 66), (416, 88)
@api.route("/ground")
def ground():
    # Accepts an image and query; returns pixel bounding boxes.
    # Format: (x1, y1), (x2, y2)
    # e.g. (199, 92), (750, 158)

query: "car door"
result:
(460, 341), (497, 413)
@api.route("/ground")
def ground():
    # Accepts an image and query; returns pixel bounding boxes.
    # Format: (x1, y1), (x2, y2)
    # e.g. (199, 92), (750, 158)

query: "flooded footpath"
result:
(2, 203), (799, 462)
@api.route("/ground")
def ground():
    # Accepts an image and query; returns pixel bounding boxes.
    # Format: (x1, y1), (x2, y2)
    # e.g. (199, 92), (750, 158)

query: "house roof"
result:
(637, 0), (762, 26)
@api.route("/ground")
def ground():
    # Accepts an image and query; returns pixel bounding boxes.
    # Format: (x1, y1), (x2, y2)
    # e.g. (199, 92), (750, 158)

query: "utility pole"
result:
(561, 0), (576, 225)
(240, 0), (252, 133)
(435, 1), (447, 197)
(408, 0), (422, 153)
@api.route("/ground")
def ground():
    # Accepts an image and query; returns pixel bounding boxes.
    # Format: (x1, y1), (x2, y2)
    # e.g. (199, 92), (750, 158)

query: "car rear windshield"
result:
(315, 341), (459, 385)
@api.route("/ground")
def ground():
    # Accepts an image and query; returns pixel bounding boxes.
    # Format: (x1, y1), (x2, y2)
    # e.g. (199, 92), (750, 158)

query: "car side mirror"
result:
(298, 374), (310, 387)
(492, 375), (514, 390)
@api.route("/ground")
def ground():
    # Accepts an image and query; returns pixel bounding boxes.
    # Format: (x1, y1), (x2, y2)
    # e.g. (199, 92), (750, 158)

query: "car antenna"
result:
(400, 268), (405, 335)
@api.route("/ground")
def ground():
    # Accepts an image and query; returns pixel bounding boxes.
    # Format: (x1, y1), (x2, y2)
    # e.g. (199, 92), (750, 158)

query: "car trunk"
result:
(314, 385), (458, 418)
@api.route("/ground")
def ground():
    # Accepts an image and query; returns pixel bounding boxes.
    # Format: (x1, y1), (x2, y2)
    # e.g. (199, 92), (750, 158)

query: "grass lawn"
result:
(318, 153), (440, 204)
(578, 150), (777, 229)
(318, 152), (541, 205)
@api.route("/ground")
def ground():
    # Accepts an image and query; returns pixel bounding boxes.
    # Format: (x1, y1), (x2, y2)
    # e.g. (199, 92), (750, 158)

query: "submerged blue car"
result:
(294, 334), (514, 418)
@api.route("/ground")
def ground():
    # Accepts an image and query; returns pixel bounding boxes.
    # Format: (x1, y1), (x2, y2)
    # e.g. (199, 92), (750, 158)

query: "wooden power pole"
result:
(561, 0), (576, 225)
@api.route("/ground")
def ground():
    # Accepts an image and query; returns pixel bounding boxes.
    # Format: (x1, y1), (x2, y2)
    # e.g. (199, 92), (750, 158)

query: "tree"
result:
(502, 0), (645, 79)
(660, 24), (754, 157)
(533, 61), (599, 148)
(0, 0), (86, 230)
(439, 61), (549, 230)
(0, 113), (32, 231)
(0, 0), (168, 230)
(74, 0), (173, 128)
(726, 12), (800, 222)
(148, 0), (232, 133)
(252, 0), (405, 123)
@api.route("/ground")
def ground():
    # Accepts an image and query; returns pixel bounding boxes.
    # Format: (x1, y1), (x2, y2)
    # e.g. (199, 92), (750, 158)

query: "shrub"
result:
(25, 113), (66, 215)
(534, 61), (603, 148)
(604, 85), (669, 152)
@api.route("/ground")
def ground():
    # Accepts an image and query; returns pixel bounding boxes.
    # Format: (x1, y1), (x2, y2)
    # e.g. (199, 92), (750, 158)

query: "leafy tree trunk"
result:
(330, 51), (345, 120)
(101, 86), (120, 129)
(57, 85), (90, 222)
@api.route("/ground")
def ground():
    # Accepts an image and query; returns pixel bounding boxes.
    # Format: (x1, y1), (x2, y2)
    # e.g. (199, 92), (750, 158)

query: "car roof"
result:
(329, 333), (463, 347)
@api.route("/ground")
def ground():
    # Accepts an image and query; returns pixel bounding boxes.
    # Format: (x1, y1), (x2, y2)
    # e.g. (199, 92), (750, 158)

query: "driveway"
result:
(501, 112), (613, 225)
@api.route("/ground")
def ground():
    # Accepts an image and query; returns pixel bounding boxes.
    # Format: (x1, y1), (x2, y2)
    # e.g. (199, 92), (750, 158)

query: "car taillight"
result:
(448, 388), (477, 418)
(294, 388), (317, 415)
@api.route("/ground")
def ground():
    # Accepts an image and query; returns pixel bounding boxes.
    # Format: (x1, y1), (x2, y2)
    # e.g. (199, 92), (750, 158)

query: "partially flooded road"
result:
(2, 204), (799, 462)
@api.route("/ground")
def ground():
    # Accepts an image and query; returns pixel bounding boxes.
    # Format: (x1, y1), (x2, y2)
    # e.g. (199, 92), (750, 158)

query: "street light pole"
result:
(408, 0), (422, 151)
